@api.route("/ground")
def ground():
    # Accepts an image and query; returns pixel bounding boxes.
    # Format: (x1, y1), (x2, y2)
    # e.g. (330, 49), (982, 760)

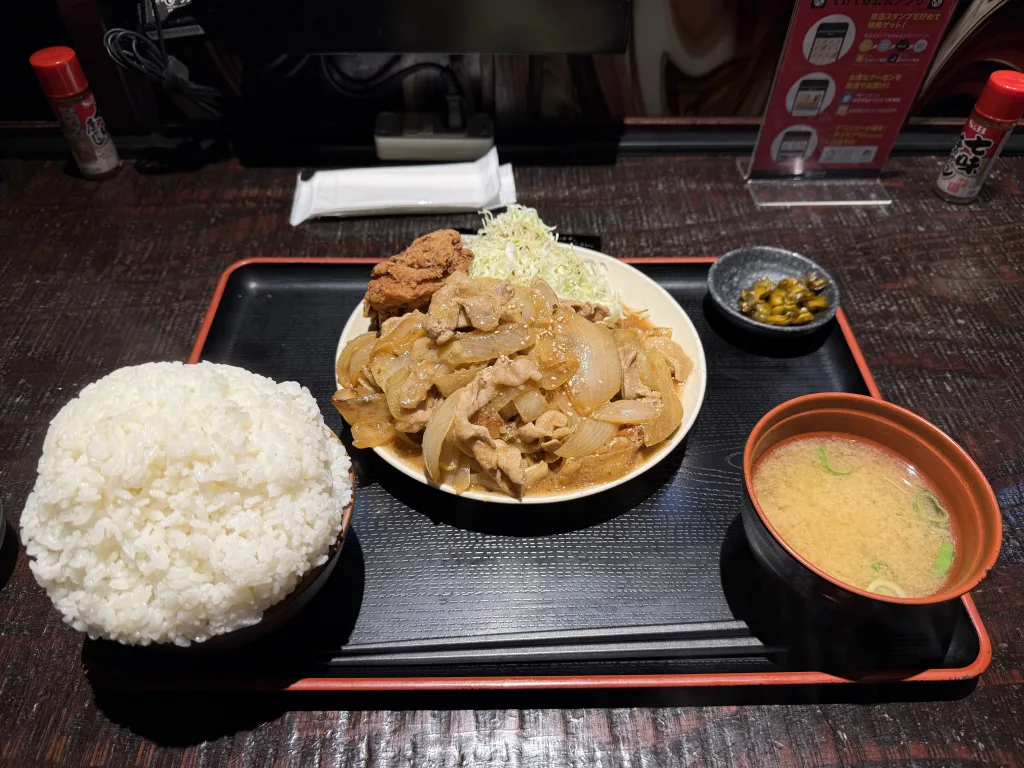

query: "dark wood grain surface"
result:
(1, 155), (1023, 767)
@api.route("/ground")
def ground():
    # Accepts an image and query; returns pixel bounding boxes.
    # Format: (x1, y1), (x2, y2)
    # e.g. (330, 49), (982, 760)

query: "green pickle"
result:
(737, 271), (831, 327)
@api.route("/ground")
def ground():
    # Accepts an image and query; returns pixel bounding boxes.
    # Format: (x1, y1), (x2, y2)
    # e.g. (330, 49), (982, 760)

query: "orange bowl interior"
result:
(744, 393), (1002, 605)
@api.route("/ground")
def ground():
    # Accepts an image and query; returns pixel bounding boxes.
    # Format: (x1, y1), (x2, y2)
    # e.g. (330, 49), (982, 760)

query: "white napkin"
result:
(289, 148), (516, 225)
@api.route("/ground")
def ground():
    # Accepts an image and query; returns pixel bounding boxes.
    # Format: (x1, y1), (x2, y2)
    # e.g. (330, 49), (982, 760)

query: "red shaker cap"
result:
(974, 69), (1024, 124)
(30, 47), (89, 99)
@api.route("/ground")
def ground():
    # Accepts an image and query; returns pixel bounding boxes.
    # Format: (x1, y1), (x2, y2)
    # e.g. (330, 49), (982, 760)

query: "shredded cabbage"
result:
(468, 205), (621, 317)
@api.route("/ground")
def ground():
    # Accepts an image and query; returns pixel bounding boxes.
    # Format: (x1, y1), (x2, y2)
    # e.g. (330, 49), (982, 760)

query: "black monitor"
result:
(189, 0), (631, 55)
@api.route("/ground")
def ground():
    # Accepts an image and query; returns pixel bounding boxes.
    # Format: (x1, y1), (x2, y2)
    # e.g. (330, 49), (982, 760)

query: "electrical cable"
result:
(103, 0), (223, 117)
(262, 54), (310, 80)
(319, 56), (467, 103)
(326, 54), (402, 85)
(319, 55), (468, 128)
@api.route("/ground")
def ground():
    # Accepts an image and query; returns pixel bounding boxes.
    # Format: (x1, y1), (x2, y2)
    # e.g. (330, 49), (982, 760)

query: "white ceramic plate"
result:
(335, 241), (707, 504)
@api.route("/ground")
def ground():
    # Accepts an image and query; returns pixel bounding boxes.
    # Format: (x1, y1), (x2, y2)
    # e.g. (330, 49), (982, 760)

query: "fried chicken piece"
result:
(363, 230), (474, 324)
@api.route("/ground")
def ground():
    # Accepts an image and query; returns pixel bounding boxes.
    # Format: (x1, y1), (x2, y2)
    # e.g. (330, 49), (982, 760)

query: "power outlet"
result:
(374, 112), (495, 162)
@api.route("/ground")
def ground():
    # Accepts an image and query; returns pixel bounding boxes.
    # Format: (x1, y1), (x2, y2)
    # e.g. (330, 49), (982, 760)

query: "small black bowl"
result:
(707, 246), (839, 338)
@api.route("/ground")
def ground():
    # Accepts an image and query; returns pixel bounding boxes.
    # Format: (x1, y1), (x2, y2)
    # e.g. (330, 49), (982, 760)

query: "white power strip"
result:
(374, 112), (495, 162)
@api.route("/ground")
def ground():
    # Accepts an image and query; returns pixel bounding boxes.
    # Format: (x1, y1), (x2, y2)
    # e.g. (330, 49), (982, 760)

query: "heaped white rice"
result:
(20, 361), (352, 646)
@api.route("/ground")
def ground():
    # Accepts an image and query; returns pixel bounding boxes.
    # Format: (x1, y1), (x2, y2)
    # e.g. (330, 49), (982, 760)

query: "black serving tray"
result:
(83, 257), (990, 691)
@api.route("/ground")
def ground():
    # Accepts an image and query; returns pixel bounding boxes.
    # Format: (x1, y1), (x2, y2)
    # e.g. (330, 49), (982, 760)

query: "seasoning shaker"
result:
(29, 46), (121, 180)
(935, 70), (1024, 204)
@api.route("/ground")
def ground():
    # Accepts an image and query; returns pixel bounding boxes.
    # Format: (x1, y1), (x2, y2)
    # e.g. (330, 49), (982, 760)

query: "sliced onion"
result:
(530, 335), (579, 390)
(557, 309), (622, 412)
(619, 309), (654, 331)
(368, 352), (393, 390)
(612, 328), (640, 346)
(522, 461), (550, 488)
(531, 279), (558, 312)
(384, 365), (412, 419)
(337, 332), (377, 386)
(540, 361), (578, 390)
(422, 387), (464, 481)
(645, 337), (693, 382)
(410, 336), (440, 362)
(351, 421), (395, 448)
(380, 311), (425, 344)
(555, 418), (617, 458)
(514, 388), (548, 423)
(439, 437), (460, 472)
(332, 392), (393, 425)
(638, 346), (659, 391)
(641, 349), (683, 447)
(488, 385), (524, 413)
(513, 285), (536, 323)
(471, 472), (507, 494)
(559, 445), (639, 484)
(370, 350), (410, 392)
(439, 324), (535, 366)
(642, 326), (673, 339)
(371, 322), (423, 362)
(635, 348), (654, 390)
(593, 398), (662, 425)
(347, 334), (377, 385)
(436, 366), (483, 397)
(440, 440), (471, 493)
(446, 463), (472, 494)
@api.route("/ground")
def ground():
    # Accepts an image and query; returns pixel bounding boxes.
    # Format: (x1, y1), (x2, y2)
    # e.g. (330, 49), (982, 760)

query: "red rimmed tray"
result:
(83, 256), (991, 693)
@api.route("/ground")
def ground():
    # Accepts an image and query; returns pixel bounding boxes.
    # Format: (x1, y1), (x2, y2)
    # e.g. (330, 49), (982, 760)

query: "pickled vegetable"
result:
(737, 272), (831, 326)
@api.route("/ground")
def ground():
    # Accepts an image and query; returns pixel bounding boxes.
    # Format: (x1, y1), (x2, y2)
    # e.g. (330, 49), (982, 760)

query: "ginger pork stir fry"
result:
(334, 236), (692, 498)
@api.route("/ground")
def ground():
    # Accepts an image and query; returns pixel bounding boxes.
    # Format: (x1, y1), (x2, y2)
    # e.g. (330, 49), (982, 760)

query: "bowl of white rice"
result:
(20, 361), (354, 648)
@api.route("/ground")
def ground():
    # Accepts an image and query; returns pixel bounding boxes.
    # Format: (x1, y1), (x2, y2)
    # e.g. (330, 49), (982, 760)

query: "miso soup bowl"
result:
(741, 393), (1002, 610)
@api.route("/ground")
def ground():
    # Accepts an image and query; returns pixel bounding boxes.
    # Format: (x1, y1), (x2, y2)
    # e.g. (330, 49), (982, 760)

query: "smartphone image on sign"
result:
(792, 78), (830, 117)
(777, 129), (814, 159)
(809, 22), (850, 65)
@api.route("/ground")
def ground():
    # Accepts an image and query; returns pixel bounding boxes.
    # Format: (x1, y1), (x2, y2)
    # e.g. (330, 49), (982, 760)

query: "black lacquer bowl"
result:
(741, 394), (1002, 615)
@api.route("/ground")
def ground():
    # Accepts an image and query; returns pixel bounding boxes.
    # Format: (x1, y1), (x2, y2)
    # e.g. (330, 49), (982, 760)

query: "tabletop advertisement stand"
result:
(743, 0), (958, 207)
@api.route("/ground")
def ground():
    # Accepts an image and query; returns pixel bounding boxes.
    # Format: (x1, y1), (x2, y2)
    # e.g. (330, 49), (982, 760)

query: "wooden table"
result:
(1, 155), (1022, 767)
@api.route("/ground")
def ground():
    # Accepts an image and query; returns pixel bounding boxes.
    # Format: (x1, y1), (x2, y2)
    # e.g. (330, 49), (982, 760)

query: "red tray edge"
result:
(165, 255), (991, 692)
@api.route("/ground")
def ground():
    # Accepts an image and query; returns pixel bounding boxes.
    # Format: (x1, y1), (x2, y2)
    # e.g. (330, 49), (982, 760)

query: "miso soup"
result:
(752, 434), (955, 598)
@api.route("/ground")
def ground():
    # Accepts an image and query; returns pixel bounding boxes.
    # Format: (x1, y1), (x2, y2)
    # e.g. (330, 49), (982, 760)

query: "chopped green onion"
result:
(914, 491), (949, 523)
(817, 447), (851, 476)
(932, 541), (954, 575)
(867, 579), (906, 598)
